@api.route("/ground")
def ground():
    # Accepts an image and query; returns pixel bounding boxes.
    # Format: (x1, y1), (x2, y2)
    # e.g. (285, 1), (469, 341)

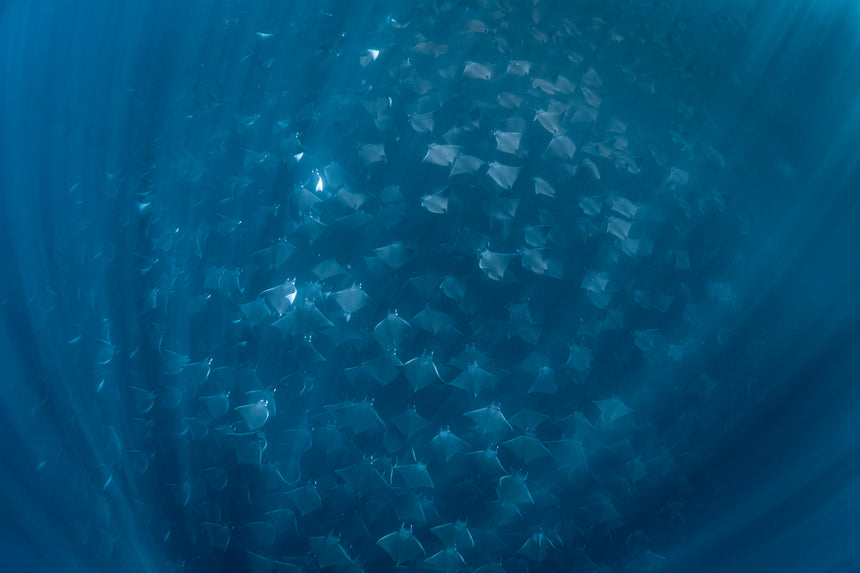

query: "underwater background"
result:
(2, 1), (860, 572)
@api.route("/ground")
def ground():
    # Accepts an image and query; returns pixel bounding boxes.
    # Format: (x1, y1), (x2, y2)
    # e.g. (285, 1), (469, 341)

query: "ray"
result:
(464, 404), (513, 441)
(402, 352), (445, 391)
(449, 154), (485, 177)
(335, 459), (389, 498)
(500, 433), (552, 465)
(325, 400), (386, 435)
(493, 131), (523, 155)
(373, 312), (411, 350)
(391, 461), (434, 489)
(424, 548), (468, 573)
(378, 525), (426, 565)
(310, 533), (356, 569)
(235, 399), (270, 431)
(429, 428), (470, 461)
(486, 162), (521, 190)
(423, 144), (462, 167)
(330, 283), (369, 322)
(516, 531), (561, 563)
(496, 473), (533, 506)
(431, 520), (474, 549)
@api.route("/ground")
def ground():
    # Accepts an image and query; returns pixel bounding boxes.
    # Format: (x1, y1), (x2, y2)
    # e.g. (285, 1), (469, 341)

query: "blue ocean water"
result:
(2, 1), (860, 572)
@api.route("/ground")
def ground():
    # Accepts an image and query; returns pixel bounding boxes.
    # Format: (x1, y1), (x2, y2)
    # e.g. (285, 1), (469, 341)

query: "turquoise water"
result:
(2, 1), (860, 572)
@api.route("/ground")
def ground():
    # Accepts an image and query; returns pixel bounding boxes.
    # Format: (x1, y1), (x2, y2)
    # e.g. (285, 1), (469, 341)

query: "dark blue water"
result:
(2, 1), (860, 572)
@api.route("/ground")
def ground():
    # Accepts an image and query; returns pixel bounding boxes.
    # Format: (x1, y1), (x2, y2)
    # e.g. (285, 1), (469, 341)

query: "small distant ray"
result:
(462, 19), (489, 35)
(487, 196), (519, 223)
(334, 211), (373, 231)
(501, 433), (552, 465)
(127, 450), (152, 475)
(392, 461), (434, 489)
(486, 162), (521, 189)
(412, 307), (458, 336)
(498, 92), (523, 108)
(199, 392), (230, 418)
(373, 242), (413, 269)
(464, 404), (513, 441)
(533, 177), (555, 198)
(572, 106), (598, 124)
(246, 551), (301, 573)
(129, 386), (155, 414)
(565, 343), (593, 373)
(378, 525), (426, 565)
(516, 531), (561, 563)
(581, 270), (610, 294)
(358, 142), (386, 167)
(473, 562), (506, 573)
(497, 473), (533, 505)
(421, 188), (449, 213)
(611, 197), (639, 219)
(413, 41), (448, 57)
(431, 520), (474, 549)
(581, 497), (623, 529)
(228, 431), (266, 468)
(325, 400), (386, 435)
(529, 366), (558, 395)
(579, 195), (602, 216)
(449, 154), (485, 177)
(494, 131), (523, 155)
(667, 166), (689, 188)
(467, 447), (506, 477)
(261, 281), (297, 315)
(478, 248), (515, 281)
(580, 157), (601, 180)
(410, 111), (435, 134)
(392, 492), (428, 524)
(241, 300), (272, 328)
(334, 187), (370, 211)
(462, 61), (492, 80)
(355, 351), (403, 386)
(335, 459), (388, 498)
(506, 59), (531, 76)
(607, 216), (632, 240)
(594, 396), (635, 423)
(311, 258), (349, 281)
(555, 74), (576, 94)
(390, 407), (431, 442)
(520, 247), (564, 279)
(507, 301), (539, 344)
(330, 283), (369, 322)
(423, 144), (462, 167)
(544, 134), (576, 160)
(485, 500), (523, 526)
(239, 522), (276, 548)
(202, 467), (228, 491)
(449, 362), (498, 396)
(440, 275), (468, 301)
(200, 522), (231, 552)
(532, 77), (558, 95)
(546, 438), (589, 471)
(286, 483), (322, 516)
(235, 399), (270, 431)
(534, 110), (562, 134)
(402, 352), (445, 391)
(310, 534), (356, 569)
(581, 85), (602, 108)
(359, 47), (380, 67)
(429, 428), (470, 461)
(424, 547), (468, 573)
(582, 66), (602, 87)
(374, 312), (411, 350)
